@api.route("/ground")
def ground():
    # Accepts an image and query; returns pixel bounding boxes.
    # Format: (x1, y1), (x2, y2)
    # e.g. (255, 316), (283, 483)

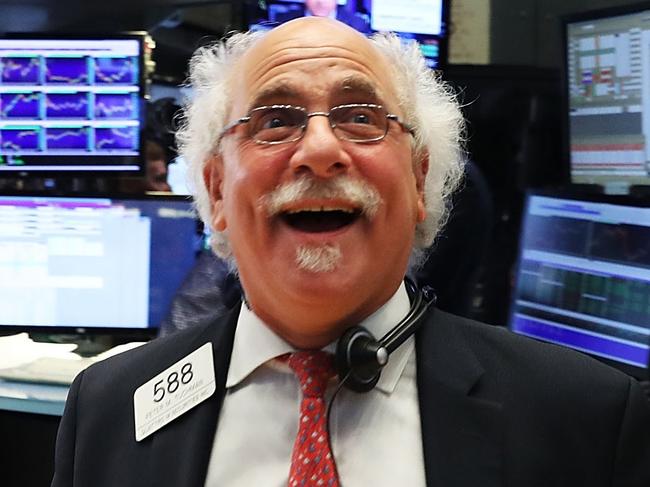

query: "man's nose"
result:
(288, 114), (352, 178)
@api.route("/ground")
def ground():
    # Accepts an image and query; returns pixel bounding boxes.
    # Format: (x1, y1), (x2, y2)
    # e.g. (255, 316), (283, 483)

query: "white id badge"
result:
(133, 342), (215, 442)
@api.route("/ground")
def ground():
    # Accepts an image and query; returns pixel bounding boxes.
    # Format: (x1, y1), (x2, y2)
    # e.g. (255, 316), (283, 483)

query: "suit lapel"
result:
(146, 305), (240, 487)
(416, 309), (504, 487)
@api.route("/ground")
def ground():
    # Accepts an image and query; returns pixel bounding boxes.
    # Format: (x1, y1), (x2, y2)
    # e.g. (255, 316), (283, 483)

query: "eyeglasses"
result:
(220, 103), (415, 145)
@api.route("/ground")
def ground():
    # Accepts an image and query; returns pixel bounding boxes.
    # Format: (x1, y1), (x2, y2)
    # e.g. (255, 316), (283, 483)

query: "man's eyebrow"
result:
(249, 82), (302, 108)
(337, 76), (380, 100)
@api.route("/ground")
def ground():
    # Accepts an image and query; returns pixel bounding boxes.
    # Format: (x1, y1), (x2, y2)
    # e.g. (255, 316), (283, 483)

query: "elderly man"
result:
(52, 18), (650, 487)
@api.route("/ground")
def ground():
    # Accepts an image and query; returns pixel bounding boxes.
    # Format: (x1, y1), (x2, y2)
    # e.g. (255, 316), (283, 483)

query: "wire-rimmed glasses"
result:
(220, 103), (414, 145)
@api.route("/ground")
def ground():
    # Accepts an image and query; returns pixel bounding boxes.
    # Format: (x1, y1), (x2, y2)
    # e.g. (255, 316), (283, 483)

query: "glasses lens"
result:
(331, 104), (387, 141)
(248, 106), (305, 143)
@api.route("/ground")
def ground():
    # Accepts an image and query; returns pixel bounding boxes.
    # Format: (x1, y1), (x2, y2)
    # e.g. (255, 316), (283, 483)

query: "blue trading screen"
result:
(509, 194), (650, 374)
(0, 196), (200, 329)
(0, 38), (142, 173)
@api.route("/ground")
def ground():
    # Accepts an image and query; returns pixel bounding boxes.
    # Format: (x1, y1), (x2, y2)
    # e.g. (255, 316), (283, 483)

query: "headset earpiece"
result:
(335, 278), (436, 393)
(335, 326), (388, 393)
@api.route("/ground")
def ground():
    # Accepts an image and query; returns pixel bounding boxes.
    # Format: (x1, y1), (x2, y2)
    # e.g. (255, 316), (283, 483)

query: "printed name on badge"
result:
(133, 342), (215, 441)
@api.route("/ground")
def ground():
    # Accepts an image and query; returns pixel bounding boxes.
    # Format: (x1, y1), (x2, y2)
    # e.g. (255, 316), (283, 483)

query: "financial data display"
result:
(0, 37), (143, 174)
(566, 9), (650, 192)
(0, 195), (200, 329)
(509, 193), (650, 374)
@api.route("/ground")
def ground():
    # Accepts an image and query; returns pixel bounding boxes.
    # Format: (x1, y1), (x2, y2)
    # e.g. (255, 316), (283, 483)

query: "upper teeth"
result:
(286, 207), (355, 214)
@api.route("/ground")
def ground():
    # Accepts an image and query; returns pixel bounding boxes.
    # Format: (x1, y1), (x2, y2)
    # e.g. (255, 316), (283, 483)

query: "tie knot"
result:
(287, 351), (335, 398)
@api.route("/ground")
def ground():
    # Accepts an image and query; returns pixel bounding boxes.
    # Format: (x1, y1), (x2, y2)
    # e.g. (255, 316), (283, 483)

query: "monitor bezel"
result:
(561, 2), (650, 192)
(0, 32), (148, 177)
(0, 191), (199, 337)
(508, 188), (650, 380)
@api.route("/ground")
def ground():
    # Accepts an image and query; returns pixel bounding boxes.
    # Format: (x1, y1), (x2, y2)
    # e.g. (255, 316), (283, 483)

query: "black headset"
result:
(334, 277), (436, 393)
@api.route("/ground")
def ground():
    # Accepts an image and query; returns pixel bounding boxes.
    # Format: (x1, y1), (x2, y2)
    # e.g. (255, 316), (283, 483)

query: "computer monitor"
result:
(0, 34), (146, 175)
(0, 194), (201, 335)
(508, 191), (650, 379)
(245, 0), (449, 68)
(564, 5), (650, 194)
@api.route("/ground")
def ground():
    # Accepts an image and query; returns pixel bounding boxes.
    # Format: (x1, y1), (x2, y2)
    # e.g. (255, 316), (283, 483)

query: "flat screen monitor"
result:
(508, 191), (650, 379)
(0, 194), (201, 333)
(564, 5), (650, 194)
(0, 34), (145, 175)
(246, 0), (449, 69)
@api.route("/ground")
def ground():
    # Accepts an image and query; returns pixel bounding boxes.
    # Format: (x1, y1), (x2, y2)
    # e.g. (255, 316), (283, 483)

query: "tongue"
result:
(283, 211), (358, 233)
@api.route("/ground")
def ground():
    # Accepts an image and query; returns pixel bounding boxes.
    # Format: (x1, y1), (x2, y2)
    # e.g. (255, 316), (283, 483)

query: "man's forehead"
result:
(230, 18), (396, 108)
(256, 17), (371, 50)
(249, 75), (382, 107)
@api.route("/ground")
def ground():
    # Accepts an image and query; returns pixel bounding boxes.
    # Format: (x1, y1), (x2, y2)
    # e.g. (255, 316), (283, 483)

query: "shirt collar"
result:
(226, 282), (413, 394)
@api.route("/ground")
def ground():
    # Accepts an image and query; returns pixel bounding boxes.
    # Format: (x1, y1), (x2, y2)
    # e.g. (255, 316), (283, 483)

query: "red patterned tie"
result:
(286, 351), (340, 487)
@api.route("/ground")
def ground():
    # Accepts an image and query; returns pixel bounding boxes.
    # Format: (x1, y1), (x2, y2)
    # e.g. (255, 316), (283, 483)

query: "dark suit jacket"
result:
(52, 306), (650, 486)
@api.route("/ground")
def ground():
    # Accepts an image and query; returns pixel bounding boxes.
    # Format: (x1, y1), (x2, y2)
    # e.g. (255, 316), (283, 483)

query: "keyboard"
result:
(0, 356), (96, 385)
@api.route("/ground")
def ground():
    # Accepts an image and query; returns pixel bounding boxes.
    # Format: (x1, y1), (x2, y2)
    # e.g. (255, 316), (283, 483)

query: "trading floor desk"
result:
(0, 336), (148, 485)
(0, 379), (67, 416)
(0, 338), (144, 487)
(0, 380), (66, 487)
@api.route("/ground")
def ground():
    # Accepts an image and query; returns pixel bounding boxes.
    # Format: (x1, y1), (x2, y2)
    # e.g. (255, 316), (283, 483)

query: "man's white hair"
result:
(176, 28), (465, 260)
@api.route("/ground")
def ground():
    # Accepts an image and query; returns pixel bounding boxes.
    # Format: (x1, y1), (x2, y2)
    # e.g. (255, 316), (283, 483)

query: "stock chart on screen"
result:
(509, 192), (650, 377)
(0, 37), (143, 174)
(565, 7), (650, 193)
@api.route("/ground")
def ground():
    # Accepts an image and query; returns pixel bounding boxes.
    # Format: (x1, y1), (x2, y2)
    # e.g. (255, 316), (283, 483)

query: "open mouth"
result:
(280, 207), (361, 233)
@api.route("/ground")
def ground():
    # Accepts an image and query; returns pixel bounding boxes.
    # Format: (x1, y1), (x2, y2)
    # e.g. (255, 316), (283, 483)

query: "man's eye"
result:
(255, 108), (305, 131)
(351, 113), (371, 124)
(261, 115), (289, 129)
(338, 108), (379, 125)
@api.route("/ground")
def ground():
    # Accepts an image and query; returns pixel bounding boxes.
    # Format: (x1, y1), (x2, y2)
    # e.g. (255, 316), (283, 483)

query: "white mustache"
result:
(261, 176), (382, 218)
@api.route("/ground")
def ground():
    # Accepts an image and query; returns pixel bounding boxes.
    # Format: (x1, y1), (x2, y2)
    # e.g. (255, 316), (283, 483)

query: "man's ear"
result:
(414, 149), (429, 222)
(203, 155), (227, 231)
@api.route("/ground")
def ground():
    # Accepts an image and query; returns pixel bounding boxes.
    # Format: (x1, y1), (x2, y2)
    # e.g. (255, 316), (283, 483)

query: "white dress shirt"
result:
(204, 283), (426, 486)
